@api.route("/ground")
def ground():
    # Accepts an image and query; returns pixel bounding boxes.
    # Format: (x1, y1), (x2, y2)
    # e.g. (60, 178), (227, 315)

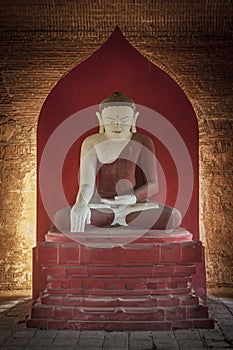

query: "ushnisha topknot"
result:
(99, 92), (136, 113)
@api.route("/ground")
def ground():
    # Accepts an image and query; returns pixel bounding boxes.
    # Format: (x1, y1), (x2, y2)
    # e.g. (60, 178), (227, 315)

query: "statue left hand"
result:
(101, 194), (137, 206)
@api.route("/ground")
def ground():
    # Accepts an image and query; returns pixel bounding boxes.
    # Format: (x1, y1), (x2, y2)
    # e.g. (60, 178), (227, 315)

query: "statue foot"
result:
(111, 215), (128, 226)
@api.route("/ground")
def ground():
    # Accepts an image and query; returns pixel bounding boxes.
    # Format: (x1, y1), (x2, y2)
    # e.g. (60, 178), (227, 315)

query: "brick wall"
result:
(0, 0), (232, 294)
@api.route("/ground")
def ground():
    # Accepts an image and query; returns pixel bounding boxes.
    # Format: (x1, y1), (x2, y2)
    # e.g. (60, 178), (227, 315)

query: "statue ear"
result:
(131, 112), (139, 133)
(96, 111), (104, 133)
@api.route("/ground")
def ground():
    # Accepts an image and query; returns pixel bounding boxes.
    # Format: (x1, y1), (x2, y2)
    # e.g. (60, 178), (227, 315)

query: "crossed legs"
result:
(53, 203), (182, 232)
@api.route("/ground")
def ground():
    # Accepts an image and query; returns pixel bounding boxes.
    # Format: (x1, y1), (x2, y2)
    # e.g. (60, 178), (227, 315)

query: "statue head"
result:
(96, 92), (139, 135)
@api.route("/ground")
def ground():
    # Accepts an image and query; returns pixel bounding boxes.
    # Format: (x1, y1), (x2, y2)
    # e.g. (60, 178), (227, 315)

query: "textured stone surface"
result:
(0, 0), (232, 294)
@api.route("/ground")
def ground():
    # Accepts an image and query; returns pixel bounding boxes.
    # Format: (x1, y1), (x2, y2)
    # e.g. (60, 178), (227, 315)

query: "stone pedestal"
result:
(27, 228), (214, 330)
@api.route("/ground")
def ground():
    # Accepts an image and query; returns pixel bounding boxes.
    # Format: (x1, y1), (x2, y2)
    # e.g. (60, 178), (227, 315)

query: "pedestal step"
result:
(31, 304), (209, 320)
(27, 303), (214, 330)
(36, 241), (202, 266)
(43, 265), (196, 278)
(45, 228), (193, 244)
(46, 277), (191, 292)
(27, 318), (214, 331)
(40, 294), (199, 307)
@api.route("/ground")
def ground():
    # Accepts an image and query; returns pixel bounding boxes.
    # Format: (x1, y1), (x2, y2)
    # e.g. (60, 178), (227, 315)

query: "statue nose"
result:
(114, 120), (121, 129)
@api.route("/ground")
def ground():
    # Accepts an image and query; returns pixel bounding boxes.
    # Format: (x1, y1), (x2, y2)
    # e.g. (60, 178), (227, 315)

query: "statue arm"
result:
(134, 135), (158, 202)
(71, 137), (97, 232)
(76, 137), (97, 204)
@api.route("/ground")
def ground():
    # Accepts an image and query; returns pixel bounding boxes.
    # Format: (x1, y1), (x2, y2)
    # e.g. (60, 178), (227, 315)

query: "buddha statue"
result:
(54, 92), (182, 233)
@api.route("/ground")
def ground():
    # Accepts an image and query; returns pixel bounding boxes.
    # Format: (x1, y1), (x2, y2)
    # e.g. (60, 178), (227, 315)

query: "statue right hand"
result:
(70, 203), (91, 232)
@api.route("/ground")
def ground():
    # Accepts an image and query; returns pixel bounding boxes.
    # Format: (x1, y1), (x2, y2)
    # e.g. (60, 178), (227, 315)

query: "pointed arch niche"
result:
(38, 27), (198, 241)
(34, 28), (207, 309)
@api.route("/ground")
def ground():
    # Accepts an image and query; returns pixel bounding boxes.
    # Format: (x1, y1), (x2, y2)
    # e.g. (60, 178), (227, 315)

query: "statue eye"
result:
(104, 117), (115, 122)
(120, 116), (131, 123)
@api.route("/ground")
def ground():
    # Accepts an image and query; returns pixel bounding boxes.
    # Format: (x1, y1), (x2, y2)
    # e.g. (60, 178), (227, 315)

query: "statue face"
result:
(101, 106), (135, 138)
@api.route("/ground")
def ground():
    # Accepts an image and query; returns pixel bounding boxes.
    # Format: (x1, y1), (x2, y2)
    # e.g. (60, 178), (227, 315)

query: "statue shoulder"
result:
(81, 134), (105, 155)
(133, 133), (155, 154)
(82, 133), (102, 146)
(133, 132), (153, 145)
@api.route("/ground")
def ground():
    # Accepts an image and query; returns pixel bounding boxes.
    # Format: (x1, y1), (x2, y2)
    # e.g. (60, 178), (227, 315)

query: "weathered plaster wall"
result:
(0, 0), (232, 294)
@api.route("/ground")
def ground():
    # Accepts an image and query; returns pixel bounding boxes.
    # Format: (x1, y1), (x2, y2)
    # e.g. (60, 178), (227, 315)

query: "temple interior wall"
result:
(0, 0), (232, 295)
